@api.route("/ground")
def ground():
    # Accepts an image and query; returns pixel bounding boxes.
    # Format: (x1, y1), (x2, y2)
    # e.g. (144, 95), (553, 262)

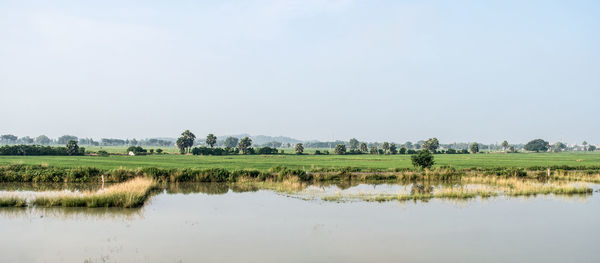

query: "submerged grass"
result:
(32, 177), (156, 208)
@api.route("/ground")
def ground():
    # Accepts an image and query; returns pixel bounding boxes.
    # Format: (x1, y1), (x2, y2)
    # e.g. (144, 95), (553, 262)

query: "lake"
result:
(1, 182), (599, 262)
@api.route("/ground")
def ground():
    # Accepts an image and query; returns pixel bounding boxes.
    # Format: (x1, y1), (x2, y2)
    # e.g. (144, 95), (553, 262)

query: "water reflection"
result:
(0, 206), (143, 220)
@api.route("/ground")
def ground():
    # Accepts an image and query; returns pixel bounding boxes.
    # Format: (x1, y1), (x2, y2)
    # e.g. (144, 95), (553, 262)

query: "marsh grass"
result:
(33, 177), (156, 208)
(0, 195), (27, 207)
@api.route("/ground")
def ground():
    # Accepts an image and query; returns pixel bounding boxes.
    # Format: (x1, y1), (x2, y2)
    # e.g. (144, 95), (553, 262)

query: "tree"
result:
(553, 142), (567, 152)
(389, 143), (398, 154)
(405, 141), (413, 149)
(334, 144), (346, 155)
(589, 145), (597, 152)
(370, 146), (378, 154)
(501, 140), (509, 151)
(359, 142), (368, 153)
(20, 136), (34, 144)
(224, 137), (239, 148)
(176, 137), (186, 154)
(1, 134), (18, 144)
(177, 130), (196, 153)
(422, 138), (439, 152)
(57, 135), (78, 145)
(399, 147), (407, 154)
(583, 141), (588, 151)
(35, 135), (51, 145)
(295, 143), (304, 154)
(411, 149), (435, 170)
(509, 145), (516, 153)
(382, 142), (390, 153)
(348, 138), (359, 151)
(238, 137), (252, 154)
(206, 134), (217, 148)
(66, 140), (79, 156)
(524, 139), (550, 152)
(470, 142), (479, 154)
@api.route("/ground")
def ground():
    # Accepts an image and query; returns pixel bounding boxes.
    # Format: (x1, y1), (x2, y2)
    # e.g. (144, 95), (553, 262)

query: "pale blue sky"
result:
(1, 0), (598, 144)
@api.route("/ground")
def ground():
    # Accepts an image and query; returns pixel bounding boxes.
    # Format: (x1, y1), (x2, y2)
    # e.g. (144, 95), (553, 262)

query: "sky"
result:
(0, 0), (599, 144)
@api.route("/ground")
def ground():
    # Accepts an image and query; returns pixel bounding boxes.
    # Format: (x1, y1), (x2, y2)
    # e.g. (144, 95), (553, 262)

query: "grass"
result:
(30, 177), (156, 208)
(1, 152), (600, 171)
(0, 195), (27, 207)
(319, 178), (594, 203)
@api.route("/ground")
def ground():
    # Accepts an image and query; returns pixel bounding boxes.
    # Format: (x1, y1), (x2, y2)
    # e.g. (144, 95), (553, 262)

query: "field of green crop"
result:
(0, 152), (599, 171)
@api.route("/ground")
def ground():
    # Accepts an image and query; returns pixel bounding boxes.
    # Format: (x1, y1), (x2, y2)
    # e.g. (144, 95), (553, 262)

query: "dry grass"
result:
(0, 195), (27, 207)
(33, 177), (156, 208)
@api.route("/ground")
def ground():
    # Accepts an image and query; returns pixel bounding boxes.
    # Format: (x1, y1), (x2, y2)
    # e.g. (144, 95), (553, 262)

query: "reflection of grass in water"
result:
(0, 178), (157, 208)
(0, 206), (143, 220)
(322, 187), (499, 202)
(319, 178), (594, 203)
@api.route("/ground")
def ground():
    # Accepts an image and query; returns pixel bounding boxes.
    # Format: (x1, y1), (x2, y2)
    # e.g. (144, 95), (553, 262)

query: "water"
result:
(1, 183), (599, 262)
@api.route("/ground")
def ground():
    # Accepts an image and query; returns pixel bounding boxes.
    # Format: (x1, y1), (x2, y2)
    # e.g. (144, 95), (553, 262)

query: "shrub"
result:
(411, 149), (435, 170)
(334, 144), (346, 155)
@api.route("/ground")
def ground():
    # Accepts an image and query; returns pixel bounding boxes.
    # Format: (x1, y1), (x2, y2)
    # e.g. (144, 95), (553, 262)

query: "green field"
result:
(1, 152), (599, 171)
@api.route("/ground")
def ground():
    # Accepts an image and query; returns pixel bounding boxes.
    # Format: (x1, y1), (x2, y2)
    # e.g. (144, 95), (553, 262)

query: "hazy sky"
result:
(1, 0), (598, 144)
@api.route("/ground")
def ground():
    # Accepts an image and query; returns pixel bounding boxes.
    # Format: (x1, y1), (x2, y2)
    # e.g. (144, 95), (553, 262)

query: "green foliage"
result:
(206, 134), (217, 148)
(398, 147), (407, 154)
(156, 148), (163, 154)
(524, 139), (550, 152)
(422, 138), (440, 152)
(359, 142), (368, 153)
(349, 138), (359, 151)
(389, 144), (397, 154)
(295, 143), (304, 154)
(177, 130), (196, 154)
(0, 145), (84, 156)
(97, 150), (109, 157)
(370, 146), (378, 154)
(501, 140), (509, 151)
(65, 140), (80, 156)
(255, 147), (278, 155)
(224, 137), (239, 148)
(411, 149), (435, 169)
(382, 142), (390, 153)
(334, 144), (346, 155)
(470, 143), (479, 154)
(126, 146), (147, 155)
(238, 137), (253, 154)
(57, 135), (77, 145)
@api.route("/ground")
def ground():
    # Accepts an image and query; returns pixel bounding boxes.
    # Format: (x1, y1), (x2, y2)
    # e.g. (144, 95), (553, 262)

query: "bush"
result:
(411, 149), (435, 169)
(97, 150), (109, 157)
(127, 146), (147, 155)
(407, 149), (417, 154)
(255, 147), (278, 155)
(334, 144), (346, 155)
(0, 145), (84, 156)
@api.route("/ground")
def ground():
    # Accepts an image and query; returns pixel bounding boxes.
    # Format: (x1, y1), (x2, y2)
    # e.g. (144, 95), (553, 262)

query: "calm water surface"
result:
(0, 183), (599, 262)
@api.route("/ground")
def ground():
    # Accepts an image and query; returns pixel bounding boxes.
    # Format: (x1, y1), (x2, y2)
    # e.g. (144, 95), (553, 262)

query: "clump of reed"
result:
(33, 177), (156, 208)
(0, 195), (27, 207)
